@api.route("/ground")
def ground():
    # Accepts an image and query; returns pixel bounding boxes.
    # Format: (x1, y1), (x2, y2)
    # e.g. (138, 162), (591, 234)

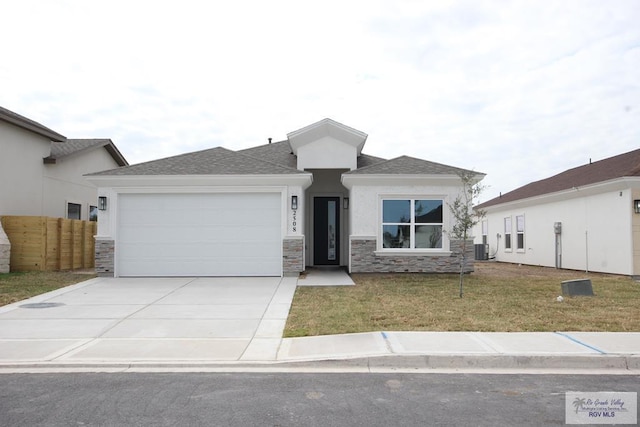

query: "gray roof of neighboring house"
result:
(88, 146), (306, 176)
(345, 155), (478, 175)
(46, 139), (128, 166)
(239, 140), (387, 169)
(477, 148), (640, 209)
(0, 105), (66, 142)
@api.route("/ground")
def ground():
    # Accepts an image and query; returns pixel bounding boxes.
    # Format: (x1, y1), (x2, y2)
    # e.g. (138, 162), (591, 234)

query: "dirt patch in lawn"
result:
(284, 262), (639, 337)
(472, 262), (608, 279)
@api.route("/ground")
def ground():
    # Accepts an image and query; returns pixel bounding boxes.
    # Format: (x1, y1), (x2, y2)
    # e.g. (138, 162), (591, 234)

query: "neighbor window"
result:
(67, 203), (81, 220)
(482, 220), (488, 246)
(382, 199), (443, 249)
(504, 217), (512, 250)
(516, 215), (525, 250)
(89, 205), (98, 222)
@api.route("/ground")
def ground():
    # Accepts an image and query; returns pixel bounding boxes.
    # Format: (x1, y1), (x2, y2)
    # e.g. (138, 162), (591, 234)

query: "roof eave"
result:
(341, 173), (465, 189)
(479, 177), (640, 211)
(104, 142), (129, 166)
(85, 173), (314, 189)
(0, 113), (66, 142)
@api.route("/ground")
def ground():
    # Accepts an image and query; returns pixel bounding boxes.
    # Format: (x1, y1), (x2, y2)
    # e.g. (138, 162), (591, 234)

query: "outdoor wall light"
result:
(291, 195), (298, 210)
(343, 197), (349, 209)
(98, 196), (107, 211)
(634, 199), (640, 214)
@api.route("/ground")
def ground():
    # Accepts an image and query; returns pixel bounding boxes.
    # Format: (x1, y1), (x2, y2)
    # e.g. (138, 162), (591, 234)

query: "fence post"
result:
(57, 218), (63, 270)
(40, 216), (47, 271)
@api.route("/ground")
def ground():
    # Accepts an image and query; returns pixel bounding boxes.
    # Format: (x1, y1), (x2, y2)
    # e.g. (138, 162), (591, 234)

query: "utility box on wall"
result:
(554, 222), (562, 234)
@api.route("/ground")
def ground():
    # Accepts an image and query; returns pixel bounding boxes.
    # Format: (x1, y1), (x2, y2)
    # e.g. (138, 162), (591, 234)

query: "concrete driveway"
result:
(0, 276), (298, 364)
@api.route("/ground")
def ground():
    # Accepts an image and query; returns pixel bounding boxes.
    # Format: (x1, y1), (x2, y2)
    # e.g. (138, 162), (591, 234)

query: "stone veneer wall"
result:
(283, 237), (304, 276)
(95, 239), (115, 277)
(350, 238), (475, 273)
(0, 220), (10, 273)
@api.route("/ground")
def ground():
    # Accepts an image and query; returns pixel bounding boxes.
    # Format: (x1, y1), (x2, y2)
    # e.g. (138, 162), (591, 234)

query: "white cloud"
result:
(1, 0), (638, 202)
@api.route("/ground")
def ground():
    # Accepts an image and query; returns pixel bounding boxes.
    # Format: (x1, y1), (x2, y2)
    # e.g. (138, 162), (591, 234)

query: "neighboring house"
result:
(87, 118), (484, 278)
(474, 148), (640, 276)
(0, 106), (128, 220)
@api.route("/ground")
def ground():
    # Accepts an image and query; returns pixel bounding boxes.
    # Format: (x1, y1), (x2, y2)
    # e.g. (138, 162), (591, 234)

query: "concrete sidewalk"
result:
(0, 271), (638, 373)
(278, 331), (640, 372)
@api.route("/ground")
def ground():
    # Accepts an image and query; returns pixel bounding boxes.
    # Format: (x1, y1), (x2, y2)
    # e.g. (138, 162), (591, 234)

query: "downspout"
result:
(585, 230), (589, 273)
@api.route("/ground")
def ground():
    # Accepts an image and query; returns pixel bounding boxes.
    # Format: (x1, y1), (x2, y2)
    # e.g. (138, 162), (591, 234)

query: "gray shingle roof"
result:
(46, 139), (128, 166)
(0, 105), (66, 142)
(239, 140), (297, 168)
(345, 155), (477, 175)
(477, 148), (640, 209)
(88, 146), (305, 176)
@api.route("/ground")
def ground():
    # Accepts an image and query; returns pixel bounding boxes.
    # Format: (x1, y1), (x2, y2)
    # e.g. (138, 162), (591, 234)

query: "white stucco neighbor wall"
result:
(296, 137), (358, 171)
(476, 187), (635, 275)
(0, 122), (51, 216)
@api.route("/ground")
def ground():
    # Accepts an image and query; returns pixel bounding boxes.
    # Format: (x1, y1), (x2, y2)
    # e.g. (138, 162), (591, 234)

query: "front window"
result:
(67, 203), (81, 220)
(516, 215), (525, 250)
(504, 217), (512, 250)
(382, 199), (443, 249)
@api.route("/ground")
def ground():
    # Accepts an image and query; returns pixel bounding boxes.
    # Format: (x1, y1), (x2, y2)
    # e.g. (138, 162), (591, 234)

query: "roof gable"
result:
(45, 139), (128, 166)
(0, 105), (66, 142)
(88, 146), (306, 176)
(287, 118), (368, 155)
(477, 148), (640, 208)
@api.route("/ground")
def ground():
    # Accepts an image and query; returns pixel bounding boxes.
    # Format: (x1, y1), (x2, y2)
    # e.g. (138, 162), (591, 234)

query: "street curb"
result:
(0, 354), (638, 373)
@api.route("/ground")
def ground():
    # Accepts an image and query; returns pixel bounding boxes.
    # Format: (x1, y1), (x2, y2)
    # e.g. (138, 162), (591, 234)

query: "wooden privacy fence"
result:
(0, 216), (96, 272)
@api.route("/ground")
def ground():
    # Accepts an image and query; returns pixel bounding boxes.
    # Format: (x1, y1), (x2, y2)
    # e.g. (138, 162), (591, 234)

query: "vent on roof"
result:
(268, 138), (272, 144)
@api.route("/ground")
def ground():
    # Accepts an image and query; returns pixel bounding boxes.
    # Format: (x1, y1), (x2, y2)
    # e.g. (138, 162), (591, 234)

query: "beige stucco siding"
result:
(42, 148), (121, 219)
(1, 120), (121, 219)
(0, 122), (51, 215)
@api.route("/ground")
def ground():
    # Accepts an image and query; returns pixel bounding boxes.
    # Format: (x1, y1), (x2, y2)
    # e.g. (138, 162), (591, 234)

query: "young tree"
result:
(447, 170), (486, 298)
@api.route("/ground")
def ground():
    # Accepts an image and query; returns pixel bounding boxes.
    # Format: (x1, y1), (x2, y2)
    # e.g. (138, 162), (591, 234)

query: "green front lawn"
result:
(284, 263), (639, 337)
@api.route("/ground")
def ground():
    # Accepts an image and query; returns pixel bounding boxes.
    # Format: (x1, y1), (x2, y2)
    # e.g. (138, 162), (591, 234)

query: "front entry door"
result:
(314, 197), (340, 265)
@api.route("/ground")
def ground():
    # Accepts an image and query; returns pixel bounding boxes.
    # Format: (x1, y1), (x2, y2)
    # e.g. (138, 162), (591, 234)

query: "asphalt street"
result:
(1, 373), (638, 426)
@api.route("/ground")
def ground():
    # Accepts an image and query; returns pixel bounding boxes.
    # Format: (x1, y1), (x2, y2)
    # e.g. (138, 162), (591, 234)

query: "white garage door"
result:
(117, 193), (282, 276)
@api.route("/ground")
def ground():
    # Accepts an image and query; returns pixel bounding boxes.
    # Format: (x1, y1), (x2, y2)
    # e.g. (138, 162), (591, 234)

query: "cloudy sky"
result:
(1, 0), (638, 202)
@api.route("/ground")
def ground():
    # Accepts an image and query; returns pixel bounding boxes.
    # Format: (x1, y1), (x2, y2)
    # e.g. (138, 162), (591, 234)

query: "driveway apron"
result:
(0, 276), (297, 363)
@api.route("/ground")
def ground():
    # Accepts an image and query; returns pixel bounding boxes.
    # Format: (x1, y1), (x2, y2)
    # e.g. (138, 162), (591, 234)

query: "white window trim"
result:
(516, 214), (525, 253)
(377, 196), (450, 254)
(504, 216), (512, 252)
(66, 200), (83, 220)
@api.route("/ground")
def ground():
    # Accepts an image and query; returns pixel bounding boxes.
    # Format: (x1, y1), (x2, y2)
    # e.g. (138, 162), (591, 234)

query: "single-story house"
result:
(474, 148), (640, 276)
(86, 118), (484, 277)
(0, 106), (128, 221)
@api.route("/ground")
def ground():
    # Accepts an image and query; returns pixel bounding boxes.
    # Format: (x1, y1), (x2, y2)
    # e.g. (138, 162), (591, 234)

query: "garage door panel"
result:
(118, 193), (282, 276)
